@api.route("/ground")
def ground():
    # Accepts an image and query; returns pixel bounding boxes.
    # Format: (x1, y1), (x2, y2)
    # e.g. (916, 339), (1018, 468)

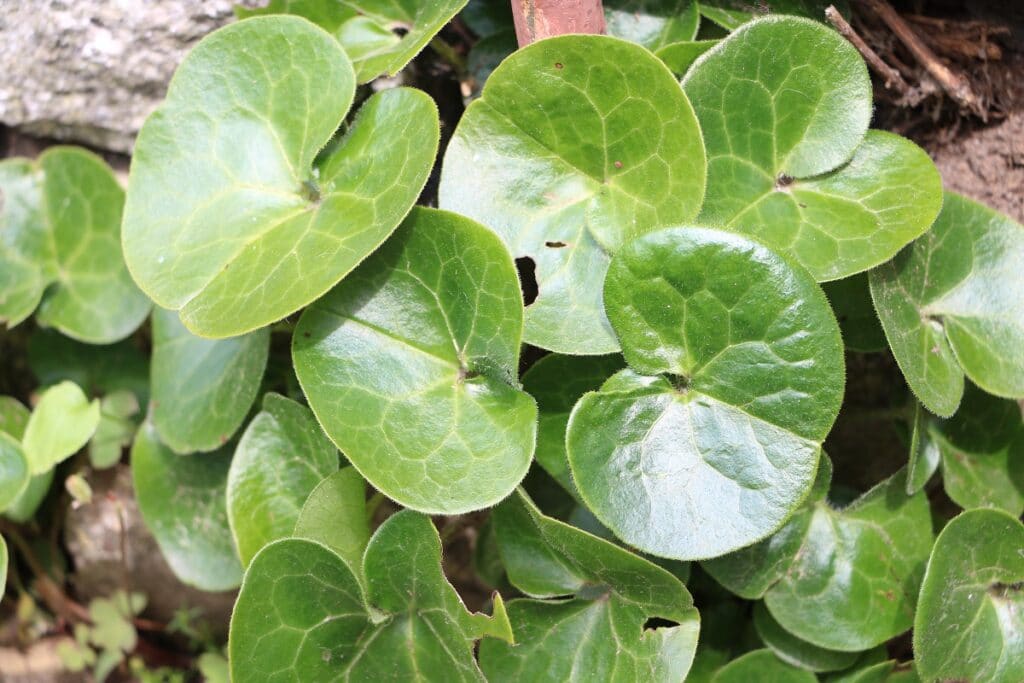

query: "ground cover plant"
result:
(0, 1), (1022, 681)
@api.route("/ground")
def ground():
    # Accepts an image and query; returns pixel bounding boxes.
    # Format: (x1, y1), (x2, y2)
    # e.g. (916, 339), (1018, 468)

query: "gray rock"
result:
(0, 0), (257, 153)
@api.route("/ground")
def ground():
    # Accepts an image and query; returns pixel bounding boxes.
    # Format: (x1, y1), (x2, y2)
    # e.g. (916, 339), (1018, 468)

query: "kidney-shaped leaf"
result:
(480, 489), (699, 682)
(870, 192), (1024, 416)
(567, 227), (844, 559)
(151, 307), (269, 454)
(23, 381), (100, 475)
(441, 34), (706, 354)
(683, 17), (941, 281)
(704, 470), (933, 651)
(1, 149), (151, 342)
(914, 508), (1024, 683)
(228, 394), (339, 567)
(294, 207), (536, 514)
(230, 510), (511, 682)
(131, 422), (242, 591)
(123, 16), (438, 338)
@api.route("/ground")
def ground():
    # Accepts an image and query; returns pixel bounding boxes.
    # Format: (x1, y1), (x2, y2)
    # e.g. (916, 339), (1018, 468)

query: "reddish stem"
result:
(511, 0), (606, 47)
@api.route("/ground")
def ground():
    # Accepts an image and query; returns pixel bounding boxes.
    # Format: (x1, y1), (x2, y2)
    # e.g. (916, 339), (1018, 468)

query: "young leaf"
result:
(929, 382), (1024, 515)
(294, 207), (537, 514)
(707, 470), (933, 651)
(293, 467), (369, 576)
(440, 34), (706, 354)
(568, 228), (844, 560)
(480, 489), (700, 682)
(0, 149), (151, 342)
(870, 192), (1024, 416)
(151, 307), (269, 454)
(23, 381), (100, 475)
(0, 432), (29, 512)
(914, 508), (1024, 683)
(752, 602), (859, 673)
(227, 393), (339, 567)
(123, 16), (439, 338)
(711, 649), (817, 683)
(230, 510), (509, 682)
(88, 390), (140, 469)
(604, 0), (700, 49)
(683, 18), (942, 281)
(131, 422), (242, 591)
(521, 353), (624, 498)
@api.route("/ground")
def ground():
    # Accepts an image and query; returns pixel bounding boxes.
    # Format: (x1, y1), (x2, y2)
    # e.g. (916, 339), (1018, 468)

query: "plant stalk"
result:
(510, 0), (606, 47)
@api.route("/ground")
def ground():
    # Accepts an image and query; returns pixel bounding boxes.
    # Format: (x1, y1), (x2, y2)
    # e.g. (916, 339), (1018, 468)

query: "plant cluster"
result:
(0, 1), (1022, 681)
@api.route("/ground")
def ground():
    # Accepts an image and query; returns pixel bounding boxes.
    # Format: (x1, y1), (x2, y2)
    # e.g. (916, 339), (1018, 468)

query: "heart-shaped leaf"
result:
(704, 470), (933, 651)
(293, 467), (369, 576)
(230, 510), (511, 682)
(567, 227), (844, 559)
(131, 422), (242, 591)
(123, 16), (439, 338)
(227, 393), (339, 567)
(23, 381), (100, 475)
(294, 207), (536, 514)
(0, 149), (150, 342)
(521, 353), (624, 498)
(712, 649), (817, 683)
(0, 432), (29, 512)
(440, 34), (706, 354)
(914, 508), (1024, 683)
(151, 307), (269, 454)
(479, 489), (700, 682)
(683, 18), (942, 281)
(752, 602), (859, 673)
(870, 192), (1024, 416)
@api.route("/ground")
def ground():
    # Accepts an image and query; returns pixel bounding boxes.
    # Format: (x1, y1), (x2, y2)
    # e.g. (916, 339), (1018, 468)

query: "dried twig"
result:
(826, 5), (909, 93)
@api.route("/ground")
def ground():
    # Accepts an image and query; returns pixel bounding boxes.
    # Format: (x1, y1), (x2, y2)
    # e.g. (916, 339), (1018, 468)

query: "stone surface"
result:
(0, 0), (256, 153)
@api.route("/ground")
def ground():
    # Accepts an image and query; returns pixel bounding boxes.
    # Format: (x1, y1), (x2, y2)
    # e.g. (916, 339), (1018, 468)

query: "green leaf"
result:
(230, 510), (509, 682)
(711, 649), (817, 683)
(707, 470), (932, 651)
(294, 207), (536, 514)
(825, 659), (919, 683)
(870, 192), (1024, 416)
(131, 422), (242, 591)
(683, 18), (942, 281)
(752, 602), (859, 672)
(521, 353), (624, 497)
(440, 34), (706, 354)
(88, 593), (138, 654)
(480, 489), (700, 682)
(568, 227), (844, 559)
(28, 330), (149, 401)
(87, 390), (139, 469)
(929, 382), (1024, 515)
(227, 393), (339, 567)
(4, 470), (54, 523)
(151, 307), (268, 454)
(604, 0), (699, 49)
(0, 535), (6, 596)
(655, 39), (718, 75)
(23, 381), (100, 475)
(0, 429), (27, 511)
(123, 17), (439, 338)
(905, 401), (939, 494)
(0, 149), (151, 342)
(461, 0), (512, 37)
(697, 1), (847, 30)
(822, 273), (888, 353)
(914, 508), (1024, 683)
(0, 397), (29, 440)
(293, 467), (369, 577)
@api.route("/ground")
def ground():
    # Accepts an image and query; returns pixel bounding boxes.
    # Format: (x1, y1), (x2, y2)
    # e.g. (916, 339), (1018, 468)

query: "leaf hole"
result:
(643, 616), (678, 631)
(670, 375), (690, 393)
(554, 62), (564, 69)
(989, 581), (1023, 598)
(775, 174), (794, 191)
(545, 241), (567, 248)
(515, 256), (538, 307)
(390, 23), (410, 38)
(300, 177), (322, 204)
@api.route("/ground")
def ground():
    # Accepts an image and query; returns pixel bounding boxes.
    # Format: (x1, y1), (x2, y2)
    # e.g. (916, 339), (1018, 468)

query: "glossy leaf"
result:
(228, 394), (339, 567)
(684, 18), (941, 281)
(23, 381), (100, 475)
(605, 0), (699, 48)
(480, 489), (700, 682)
(823, 273), (887, 353)
(123, 17), (439, 337)
(870, 192), (1024, 416)
(753, 602), (859, 673)
(712, 649), (817, 683)
(440, 34), (706, 354)
(914, 508), (1024, 683)
(131, 422), (242, 591)
(293, 467), (369, 575)
(0, 432), (29, 512)
(0, 149), (150, 342)
(294, 207), (536, 514)
(151, 307), (268, 454)
(230, 510), (510, 682)
(521, 353), (624, 497)
(568, 228), (844, 559)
